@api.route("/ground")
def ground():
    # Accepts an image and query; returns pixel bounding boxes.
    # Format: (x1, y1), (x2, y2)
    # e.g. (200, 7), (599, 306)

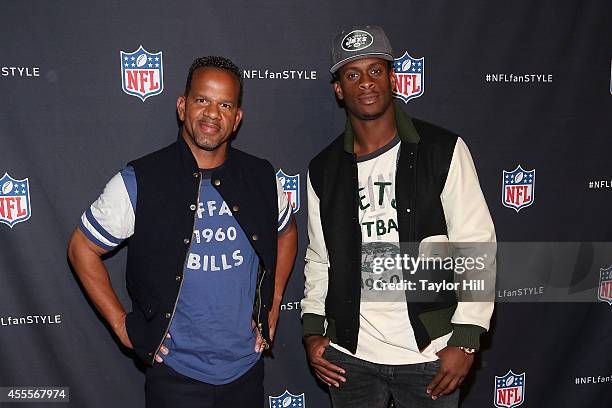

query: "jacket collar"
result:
(176, 132), (236, 174)
(177, 132), (199, 174)
(343, 101), (420, 153)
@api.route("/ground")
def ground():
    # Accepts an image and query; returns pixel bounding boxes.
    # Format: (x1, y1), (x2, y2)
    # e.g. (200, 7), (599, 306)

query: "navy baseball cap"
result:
(330, 25), (394, 74)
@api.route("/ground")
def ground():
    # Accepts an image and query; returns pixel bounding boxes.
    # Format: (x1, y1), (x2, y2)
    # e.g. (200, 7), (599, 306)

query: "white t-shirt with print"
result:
(331, 136), (450, 364)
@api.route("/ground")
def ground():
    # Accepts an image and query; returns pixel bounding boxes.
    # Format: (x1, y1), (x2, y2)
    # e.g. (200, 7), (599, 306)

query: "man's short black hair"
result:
(184, 56), (243, 106)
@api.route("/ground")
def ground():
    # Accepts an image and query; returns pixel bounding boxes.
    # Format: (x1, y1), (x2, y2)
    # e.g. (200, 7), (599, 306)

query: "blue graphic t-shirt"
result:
(162, 169), (261, 384)
(79, 164), (294, 385)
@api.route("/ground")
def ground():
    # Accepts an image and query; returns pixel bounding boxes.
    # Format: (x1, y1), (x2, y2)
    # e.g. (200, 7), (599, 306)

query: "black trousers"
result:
(145, 358), (264, 408)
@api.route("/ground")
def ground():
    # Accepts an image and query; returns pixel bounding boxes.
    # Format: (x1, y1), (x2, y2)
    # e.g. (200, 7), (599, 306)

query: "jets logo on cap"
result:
(342, 30), (373, 52)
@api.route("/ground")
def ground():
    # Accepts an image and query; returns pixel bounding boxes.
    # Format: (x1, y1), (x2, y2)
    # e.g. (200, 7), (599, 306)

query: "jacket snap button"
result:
(183, 238), (190, 244)
(406, 208), (411, 213)
(232, 205), (239, 212)
(193, 172), (199, 178)
(189, 204), (196, 211)
(165, 313), (171, 319)
(251, 234), (258, 241)
(213, 179), (221, 186)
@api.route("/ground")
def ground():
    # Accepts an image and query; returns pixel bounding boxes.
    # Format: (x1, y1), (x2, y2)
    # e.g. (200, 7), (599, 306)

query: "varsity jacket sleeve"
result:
(441, 137), (496, 349)
(300, 171), (329, 336)
(79, 166), (137, 251)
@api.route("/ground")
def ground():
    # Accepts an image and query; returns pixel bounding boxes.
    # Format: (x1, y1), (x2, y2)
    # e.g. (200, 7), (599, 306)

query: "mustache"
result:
(198, 118), (221, 128)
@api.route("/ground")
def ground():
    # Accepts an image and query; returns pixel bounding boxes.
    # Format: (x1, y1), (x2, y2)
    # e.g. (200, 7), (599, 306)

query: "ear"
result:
(334, 81), (344, 100)
(177, 95), (186, 122)
(232, 108), (243, 132)
(389, 68), (397, 91)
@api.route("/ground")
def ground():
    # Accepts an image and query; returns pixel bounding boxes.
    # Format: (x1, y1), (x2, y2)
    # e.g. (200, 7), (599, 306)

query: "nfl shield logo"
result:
(502, 165), (535, 212)
(269, 390), (305, 408)
(120, 45), (164, 101)
(494, 370), (525, 408)
(276, 169), (300, 213)
(598, 265), (612, 305)
(0, 173), (31, 228)
(392, 51), (424, 103)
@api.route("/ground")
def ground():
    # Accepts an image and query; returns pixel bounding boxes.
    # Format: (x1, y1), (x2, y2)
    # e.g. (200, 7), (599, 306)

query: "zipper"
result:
(353, 154), (362, 298)
(151, 176), (202, 364)
(409, 145), (418, 242)
(254, 266), (268, 348)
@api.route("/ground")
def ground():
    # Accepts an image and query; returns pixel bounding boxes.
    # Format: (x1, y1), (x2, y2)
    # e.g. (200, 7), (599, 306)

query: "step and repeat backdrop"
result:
(1, 1), (611, 407)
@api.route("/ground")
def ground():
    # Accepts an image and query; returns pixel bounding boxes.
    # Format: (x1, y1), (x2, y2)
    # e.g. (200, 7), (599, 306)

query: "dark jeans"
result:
(145, 358), (263, 408)
(324, 346), (459, 408)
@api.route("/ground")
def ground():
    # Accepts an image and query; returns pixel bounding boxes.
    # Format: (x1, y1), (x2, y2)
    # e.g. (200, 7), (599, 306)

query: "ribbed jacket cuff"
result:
(302, 313), (326, 337)
(447, 324), (486, 350)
